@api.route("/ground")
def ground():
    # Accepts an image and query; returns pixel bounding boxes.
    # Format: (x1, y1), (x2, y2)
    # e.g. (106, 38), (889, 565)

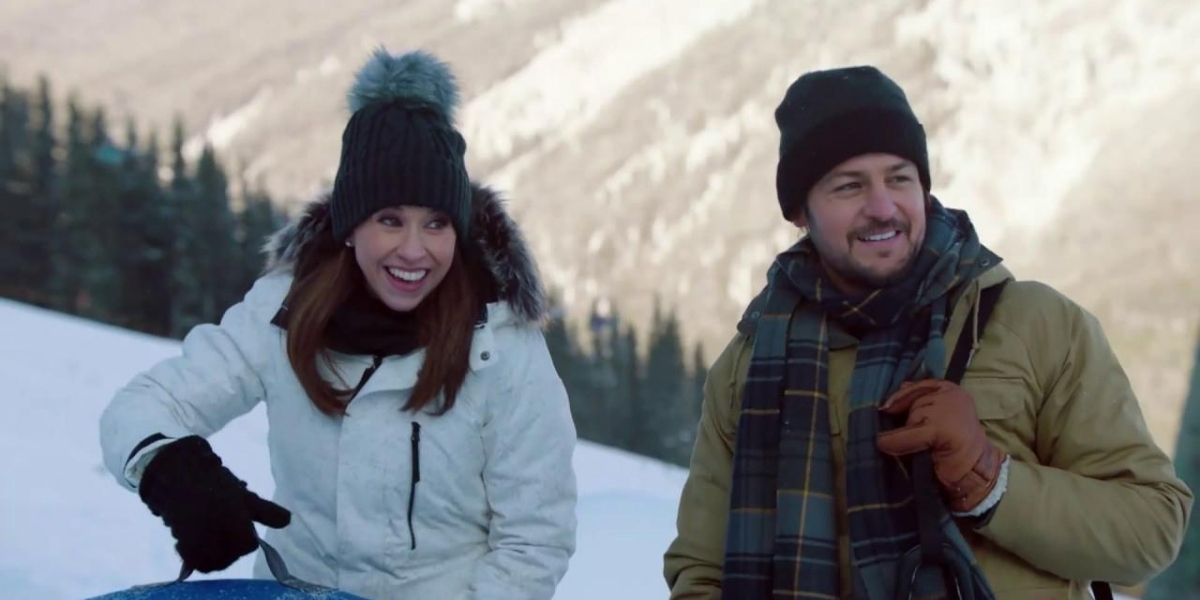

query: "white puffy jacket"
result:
(100, 187), (577, 600)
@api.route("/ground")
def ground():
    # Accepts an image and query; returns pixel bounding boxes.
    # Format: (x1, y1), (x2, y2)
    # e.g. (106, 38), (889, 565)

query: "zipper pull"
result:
(348, 355), (384, 401)
(410, 422), (421, 483)
(408, 421), (422, 550)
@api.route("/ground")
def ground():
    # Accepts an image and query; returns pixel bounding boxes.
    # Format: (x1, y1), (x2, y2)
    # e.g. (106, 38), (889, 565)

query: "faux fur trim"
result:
(262, 185), (546, 325)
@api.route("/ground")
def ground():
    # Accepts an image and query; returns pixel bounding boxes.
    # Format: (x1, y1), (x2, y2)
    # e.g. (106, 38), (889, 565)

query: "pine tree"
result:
(1144, 332), (1200, 597)
(167, 117), (205, 337)
(581, 302), (617, 445)
(609, 321), (641, 451)
(689, 342), (708, 422)
(0, 75), (61, 308)
(192, 144), (239, 319)
(117, 122), (173, 334)
(557, 301), (599, 444)
(0, 74), (33, 303)
(74, 107), (125, 322)
(637, 300), (692, 464)
(543, 294), (576, 377)
(235, 180), (280, 297)
(544, 294), (593, 439)
(26, 76), (59, 308)
(52, 96), (92, 314)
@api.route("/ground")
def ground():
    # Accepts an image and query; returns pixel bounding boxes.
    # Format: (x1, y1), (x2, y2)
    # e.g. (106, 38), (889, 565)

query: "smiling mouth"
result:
(856, 230), (901, 242)
(385, 267), (428, 283)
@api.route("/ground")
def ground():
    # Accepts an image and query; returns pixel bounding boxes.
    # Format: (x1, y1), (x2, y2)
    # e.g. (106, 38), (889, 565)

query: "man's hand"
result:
(876, 380), (1007, 512)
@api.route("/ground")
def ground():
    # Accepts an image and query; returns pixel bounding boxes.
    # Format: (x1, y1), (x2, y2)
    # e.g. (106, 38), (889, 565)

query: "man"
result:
(664, 66), (1193, 599)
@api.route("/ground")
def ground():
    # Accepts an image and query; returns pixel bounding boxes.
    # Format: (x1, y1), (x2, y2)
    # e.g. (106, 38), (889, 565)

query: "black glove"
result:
(138, 435), (291, 572)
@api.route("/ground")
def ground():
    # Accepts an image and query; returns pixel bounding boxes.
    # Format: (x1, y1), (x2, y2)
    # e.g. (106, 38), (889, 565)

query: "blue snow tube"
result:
(87, 539), (369, 600)
(88, 579), (369, 599)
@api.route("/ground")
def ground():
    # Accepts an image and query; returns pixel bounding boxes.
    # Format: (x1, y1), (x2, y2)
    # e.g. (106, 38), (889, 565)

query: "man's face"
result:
(791, 153), (927, 296)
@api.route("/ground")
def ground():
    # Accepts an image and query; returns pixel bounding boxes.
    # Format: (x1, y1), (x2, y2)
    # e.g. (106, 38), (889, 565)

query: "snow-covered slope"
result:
(0, 298), (686, 599)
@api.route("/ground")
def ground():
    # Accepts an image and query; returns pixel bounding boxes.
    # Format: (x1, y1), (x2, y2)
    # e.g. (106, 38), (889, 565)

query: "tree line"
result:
(0, 71), (709, 467)
(547, 300), (708, 467)
(0, 73), (281, 338)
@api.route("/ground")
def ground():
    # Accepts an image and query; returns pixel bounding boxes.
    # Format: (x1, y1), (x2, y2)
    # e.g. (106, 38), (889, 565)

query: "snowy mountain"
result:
(0, 298), (687, 599)
(1, 0), (1196, 451)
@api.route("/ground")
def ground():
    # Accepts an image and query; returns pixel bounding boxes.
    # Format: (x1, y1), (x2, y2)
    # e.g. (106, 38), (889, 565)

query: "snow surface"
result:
(0, 298), (1136, 600)
(0, 298), (687, 599)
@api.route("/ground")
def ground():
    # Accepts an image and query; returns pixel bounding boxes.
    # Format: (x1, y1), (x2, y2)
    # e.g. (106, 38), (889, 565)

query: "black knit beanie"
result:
(331, 49), (472, 241)
(774, 66), (930, 220)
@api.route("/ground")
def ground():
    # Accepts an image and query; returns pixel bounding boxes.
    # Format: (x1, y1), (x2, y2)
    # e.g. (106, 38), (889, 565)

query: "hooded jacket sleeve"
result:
(664, 333), (751, 599)
(99, 274), (288, 489)
(977, 282), (1193, 585)
(471, 326), (577, 600)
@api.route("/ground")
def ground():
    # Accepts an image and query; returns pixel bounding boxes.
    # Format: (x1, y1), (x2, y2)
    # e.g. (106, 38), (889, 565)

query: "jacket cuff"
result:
(952, 455), (1011, 519)
(122, 435), (176, 489)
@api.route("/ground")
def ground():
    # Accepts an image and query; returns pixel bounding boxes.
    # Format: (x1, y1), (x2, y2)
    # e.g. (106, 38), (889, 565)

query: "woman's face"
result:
(349, 205), (457, 312)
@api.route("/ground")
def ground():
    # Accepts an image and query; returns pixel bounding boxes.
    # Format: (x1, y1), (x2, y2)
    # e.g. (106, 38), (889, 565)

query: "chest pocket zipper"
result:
(408, 421), (421, 550)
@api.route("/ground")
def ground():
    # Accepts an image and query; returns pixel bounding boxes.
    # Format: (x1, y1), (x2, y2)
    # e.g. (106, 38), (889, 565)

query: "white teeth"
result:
(860, 230), (898, 242)
(386, 267), (427, 282)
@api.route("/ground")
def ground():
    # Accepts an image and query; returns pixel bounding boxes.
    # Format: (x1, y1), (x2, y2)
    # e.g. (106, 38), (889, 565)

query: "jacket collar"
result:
(327, 304), (504, 398)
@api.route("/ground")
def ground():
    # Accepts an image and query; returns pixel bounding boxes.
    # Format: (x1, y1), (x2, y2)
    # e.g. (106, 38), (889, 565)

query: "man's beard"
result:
(827, 251), (918, 291)
(810, 218), (922, 293)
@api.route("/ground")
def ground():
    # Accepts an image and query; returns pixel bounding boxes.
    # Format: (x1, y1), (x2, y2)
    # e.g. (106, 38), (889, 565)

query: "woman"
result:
(99, 49), (576, 600)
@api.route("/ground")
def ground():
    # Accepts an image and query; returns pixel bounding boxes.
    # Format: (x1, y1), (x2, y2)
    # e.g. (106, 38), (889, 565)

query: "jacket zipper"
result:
(408, 421), (421, 550)
(347, 357), (420, 550)
(348, 355), (383, 402)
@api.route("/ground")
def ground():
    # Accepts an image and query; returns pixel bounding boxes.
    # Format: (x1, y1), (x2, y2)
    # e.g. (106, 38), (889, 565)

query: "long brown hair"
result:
(284, 226), (486, 416)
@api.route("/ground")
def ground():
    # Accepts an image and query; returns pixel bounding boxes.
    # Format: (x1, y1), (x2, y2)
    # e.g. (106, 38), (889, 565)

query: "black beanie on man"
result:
(774, 66), (930, 221)
(331, 48), (472, 241)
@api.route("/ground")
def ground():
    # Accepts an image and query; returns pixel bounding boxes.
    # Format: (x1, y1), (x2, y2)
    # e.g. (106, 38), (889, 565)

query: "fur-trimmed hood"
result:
(263, 184), (546, 324)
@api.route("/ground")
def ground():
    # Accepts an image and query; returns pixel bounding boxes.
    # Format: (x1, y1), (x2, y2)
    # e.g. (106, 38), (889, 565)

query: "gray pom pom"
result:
(347, 47), (460, 123)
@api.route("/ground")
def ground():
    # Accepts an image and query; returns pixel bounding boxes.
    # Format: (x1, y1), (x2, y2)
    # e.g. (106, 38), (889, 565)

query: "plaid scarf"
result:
(723, 199), (999, 599)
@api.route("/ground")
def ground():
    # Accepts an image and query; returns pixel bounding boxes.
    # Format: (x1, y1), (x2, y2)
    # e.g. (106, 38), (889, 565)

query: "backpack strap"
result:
(946, 280), (1008, 384)
(899, 281), (1009, 600)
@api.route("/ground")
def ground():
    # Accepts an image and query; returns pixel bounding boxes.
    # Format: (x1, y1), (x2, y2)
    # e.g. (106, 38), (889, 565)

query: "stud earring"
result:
(345, 240), (353, 248)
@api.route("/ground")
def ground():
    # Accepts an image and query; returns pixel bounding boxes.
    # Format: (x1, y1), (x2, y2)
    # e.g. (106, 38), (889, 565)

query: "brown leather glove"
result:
(876, 379), (1007, 512)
